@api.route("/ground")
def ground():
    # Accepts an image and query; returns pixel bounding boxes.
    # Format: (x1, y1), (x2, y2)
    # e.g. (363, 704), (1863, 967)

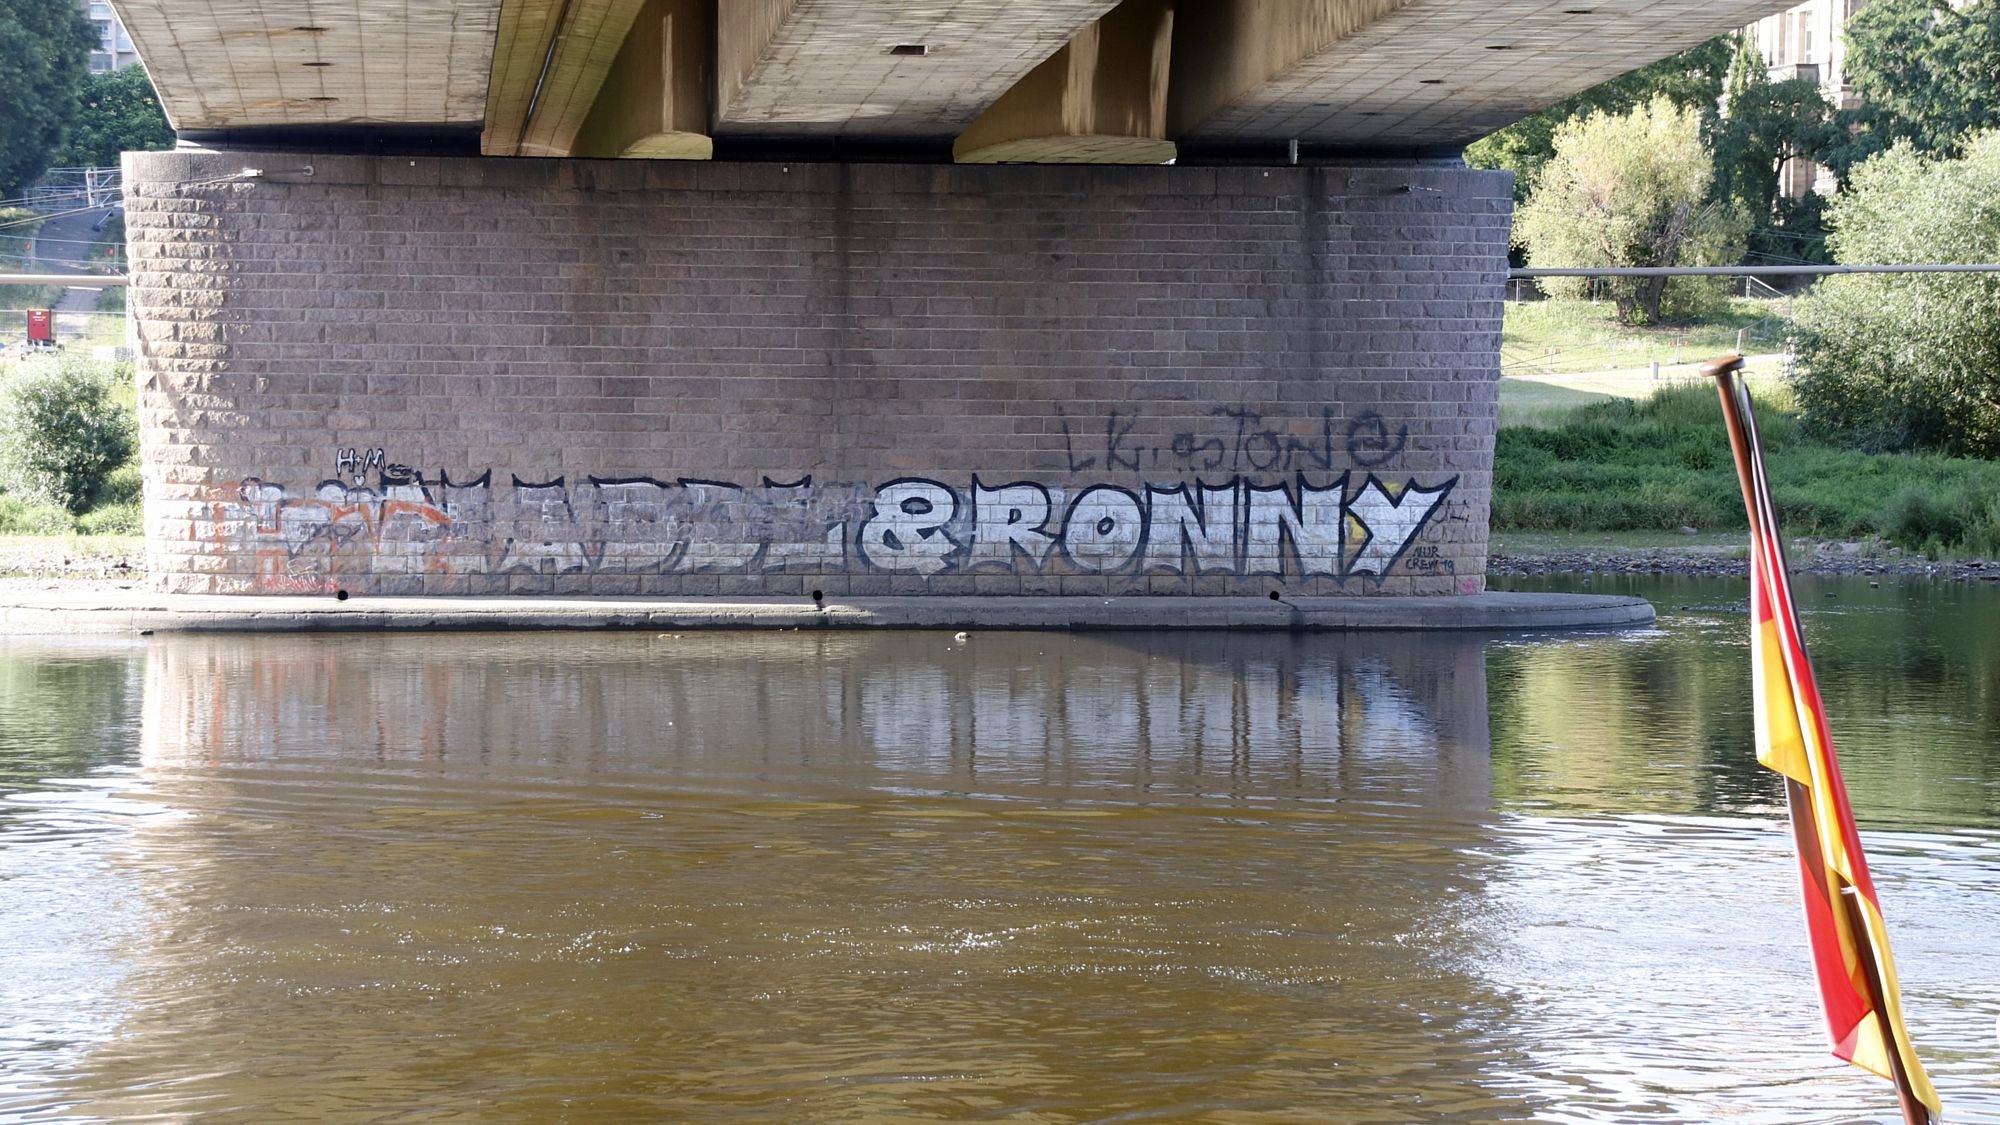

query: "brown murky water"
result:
(2, 575), (1996, 1122)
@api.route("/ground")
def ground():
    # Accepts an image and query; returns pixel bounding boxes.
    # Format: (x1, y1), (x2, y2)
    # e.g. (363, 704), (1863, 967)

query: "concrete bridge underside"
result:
(115, 0), (1795, 162)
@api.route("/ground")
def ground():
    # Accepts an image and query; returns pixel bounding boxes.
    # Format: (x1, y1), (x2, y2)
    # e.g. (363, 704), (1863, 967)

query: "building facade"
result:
(82, 0), (140, 72)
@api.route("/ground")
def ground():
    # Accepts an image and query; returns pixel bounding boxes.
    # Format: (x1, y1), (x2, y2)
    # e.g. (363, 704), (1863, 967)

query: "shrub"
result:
(98, 461), (141, 505)
(1873, 485), (2000, 557)
(0, 496), (74, 535)
(0, 356), (137, 513)
(75, 500), (140, 536)
(1791, 132), (2000, 456)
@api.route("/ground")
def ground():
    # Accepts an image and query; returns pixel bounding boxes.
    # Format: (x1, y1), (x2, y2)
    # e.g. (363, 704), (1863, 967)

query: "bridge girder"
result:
(112, 0), (1802, 161)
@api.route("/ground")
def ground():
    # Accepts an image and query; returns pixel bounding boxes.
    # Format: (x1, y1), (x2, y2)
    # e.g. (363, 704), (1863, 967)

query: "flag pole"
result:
(1702, 355), (1933, 1125)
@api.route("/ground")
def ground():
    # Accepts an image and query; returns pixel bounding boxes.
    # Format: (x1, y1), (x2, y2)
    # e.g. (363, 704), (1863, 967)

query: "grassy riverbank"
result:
(1494, 382), (2000, 557)
(1501, 296), (1788, 376)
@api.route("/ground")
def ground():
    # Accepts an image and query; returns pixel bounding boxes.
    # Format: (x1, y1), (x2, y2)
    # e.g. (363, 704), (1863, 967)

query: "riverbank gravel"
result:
(1490, 540), (2000, 581)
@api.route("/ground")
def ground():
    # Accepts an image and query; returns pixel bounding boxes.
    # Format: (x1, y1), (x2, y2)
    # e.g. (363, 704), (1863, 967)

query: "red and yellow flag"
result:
(1711, 358), (1941, 1124)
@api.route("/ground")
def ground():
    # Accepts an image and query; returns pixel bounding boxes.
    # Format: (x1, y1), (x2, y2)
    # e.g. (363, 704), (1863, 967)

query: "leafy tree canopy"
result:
(1711, 40), (1840, 264)
(49, 64), (175, 168)
(1792, 133), (2000, 456)
(0, 0), (98, 196)
(1466, 36), (1734, 201)
(1829, 0), (2000, 175)
(1513, 98), (1748, 325)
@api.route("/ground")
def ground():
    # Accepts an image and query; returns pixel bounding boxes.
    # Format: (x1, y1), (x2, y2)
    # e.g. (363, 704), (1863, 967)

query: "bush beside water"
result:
(1790, 133), (2000, 457)
(1495, 383), (2000, 556)
(0, 354), (139, 534)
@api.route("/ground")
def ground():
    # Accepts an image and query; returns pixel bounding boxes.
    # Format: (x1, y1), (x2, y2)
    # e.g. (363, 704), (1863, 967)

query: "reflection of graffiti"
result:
(143, 632), (1489, 785)
(195, 468), (1456, 591)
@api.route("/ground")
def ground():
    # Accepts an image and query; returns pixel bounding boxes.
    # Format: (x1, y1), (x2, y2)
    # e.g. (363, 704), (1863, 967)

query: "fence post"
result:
(1651, 360), (1661, 384)
(1736, 328), (1746, 355)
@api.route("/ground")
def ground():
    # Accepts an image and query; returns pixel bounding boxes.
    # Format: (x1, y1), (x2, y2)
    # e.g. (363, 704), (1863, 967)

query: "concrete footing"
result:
(0, 590), (1652, 635)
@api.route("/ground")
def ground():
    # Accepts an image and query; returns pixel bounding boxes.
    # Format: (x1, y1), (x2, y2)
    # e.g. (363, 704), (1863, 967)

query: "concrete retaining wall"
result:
(125, 151), (1510, 597)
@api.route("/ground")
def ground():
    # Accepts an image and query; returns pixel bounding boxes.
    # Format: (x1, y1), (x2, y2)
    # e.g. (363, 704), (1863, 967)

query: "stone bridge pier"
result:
(126, 150), (1509, 598)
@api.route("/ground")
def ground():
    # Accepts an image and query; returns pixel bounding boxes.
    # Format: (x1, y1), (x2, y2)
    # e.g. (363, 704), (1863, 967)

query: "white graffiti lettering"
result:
(195, 470), (1457, 590)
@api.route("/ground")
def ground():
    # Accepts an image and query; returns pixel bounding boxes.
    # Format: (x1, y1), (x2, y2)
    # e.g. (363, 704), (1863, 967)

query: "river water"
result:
(1, 574), (1995, 1123)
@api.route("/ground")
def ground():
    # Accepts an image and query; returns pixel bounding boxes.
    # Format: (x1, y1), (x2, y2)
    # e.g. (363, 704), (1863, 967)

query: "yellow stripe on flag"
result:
(1858, 894), (1946, 1113)
(1753, 614), (1811, 784)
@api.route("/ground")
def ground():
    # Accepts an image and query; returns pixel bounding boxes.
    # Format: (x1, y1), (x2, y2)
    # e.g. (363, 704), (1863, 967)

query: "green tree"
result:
(0, 354), (136, 513)
(1513, 99), (1748, 326)
(1466, 35), (1734, 201)
(49, 64), (175, 167)
(0, 0), (98, 196)
(1711, 41), (1839, 264)
(1829, 0), (2000, 175)
(1791, 133), (2000, 456)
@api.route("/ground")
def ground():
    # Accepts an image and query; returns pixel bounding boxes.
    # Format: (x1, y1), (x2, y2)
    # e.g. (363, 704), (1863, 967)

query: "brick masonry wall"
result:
(124, 151), (1510, 597)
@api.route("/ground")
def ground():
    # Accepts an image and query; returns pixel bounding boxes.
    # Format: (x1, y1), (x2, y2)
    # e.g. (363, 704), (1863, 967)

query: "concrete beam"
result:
(953, 0), (1174, 164)
(1166, 0), (1411, 141)
(484, 0), (654, 157)
(715, 0), (1121, 138)
(571, 0), (713, 159)
(109, 0), (501, 131)
(1172, 0), (1804, 150)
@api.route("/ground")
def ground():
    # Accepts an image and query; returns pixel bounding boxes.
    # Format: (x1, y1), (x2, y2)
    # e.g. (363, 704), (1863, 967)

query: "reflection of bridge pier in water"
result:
(138, 631), (1491, 810)
(96, 632), (1533, 1121)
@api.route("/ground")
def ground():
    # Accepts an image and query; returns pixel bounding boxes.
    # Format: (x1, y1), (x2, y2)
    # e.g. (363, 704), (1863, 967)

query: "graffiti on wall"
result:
(186, 406), (1466, 591)
(196, 467), (1458, 592)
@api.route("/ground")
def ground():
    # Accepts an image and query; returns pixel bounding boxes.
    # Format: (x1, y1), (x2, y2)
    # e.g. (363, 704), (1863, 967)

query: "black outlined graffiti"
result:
(1243, 474), (1348, 579)
(1346, 474), (1456, 576)
(858, 478), (959, 574)
(198, 467), (1460, 588)
(1060, 486), (1147, 573)
(1141, 481), (1240, 575)
(967, 477), (1056, 573)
